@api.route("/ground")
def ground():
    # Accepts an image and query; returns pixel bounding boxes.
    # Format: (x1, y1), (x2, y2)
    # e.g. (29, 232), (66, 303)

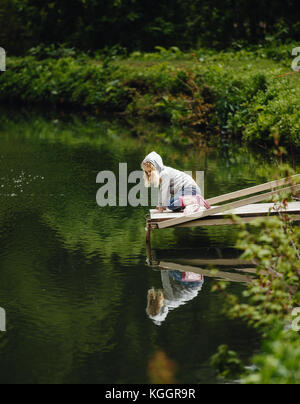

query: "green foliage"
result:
(211, 345), (244, 379)
(211, 172), (300, 384)
(134, 47), (300, 149)
(28, 44), (80, 60)
(1, 46), (299, 148)
(238, 83), (300, 147)
(0, 56), (132, 111)
(0, 55), (217, 144)
(224, 69), (300, 147)
(230, 216), (300, 331)
(244, 330), (300, 384)
(130, 46), (185, 61)
(1, 1), (299, 54)
(190, 49), (300, 148)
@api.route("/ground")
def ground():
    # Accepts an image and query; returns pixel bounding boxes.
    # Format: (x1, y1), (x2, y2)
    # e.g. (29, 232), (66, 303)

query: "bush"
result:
(0, 45), (299, 148)
(228, 79), (300, 147)
(244, 330), (300, 384)
(27, 44), (79, 60)
(0, 56), (132, 111)
(211, 173), (300, 384)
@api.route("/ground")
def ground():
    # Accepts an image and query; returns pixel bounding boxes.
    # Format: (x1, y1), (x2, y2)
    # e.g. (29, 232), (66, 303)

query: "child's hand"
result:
(156, 206), (166, 213)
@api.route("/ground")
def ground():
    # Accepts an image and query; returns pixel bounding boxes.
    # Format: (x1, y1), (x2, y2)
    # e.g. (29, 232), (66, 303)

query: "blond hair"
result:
(146, 288), (165, 317)
(141, 162), (160, 188)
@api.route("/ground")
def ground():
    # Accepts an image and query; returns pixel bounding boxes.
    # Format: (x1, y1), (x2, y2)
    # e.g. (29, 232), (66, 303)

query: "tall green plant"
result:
(211, 169), (300, 383)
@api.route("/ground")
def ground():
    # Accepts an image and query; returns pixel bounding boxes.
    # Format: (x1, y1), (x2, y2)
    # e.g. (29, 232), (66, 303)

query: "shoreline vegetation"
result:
(211, 169), (300, 384)
(0, 44), (299, 149)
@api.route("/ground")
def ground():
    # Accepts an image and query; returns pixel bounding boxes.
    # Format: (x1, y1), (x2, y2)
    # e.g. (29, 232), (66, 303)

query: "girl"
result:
(141, 151), (210, 213)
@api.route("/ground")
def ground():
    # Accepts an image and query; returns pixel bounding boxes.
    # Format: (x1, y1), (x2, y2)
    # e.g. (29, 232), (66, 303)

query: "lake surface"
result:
(0, 109), (298, 384)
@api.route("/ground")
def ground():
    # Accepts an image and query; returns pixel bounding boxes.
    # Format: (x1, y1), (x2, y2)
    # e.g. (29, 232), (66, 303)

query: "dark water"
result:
(0, 111), (298, 384)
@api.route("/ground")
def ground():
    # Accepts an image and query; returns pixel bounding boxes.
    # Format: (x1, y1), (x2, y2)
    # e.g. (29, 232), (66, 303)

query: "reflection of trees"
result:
(0, 212), (126, 383)
(0, 111), (289, 383)
(0, 115), (150, 382)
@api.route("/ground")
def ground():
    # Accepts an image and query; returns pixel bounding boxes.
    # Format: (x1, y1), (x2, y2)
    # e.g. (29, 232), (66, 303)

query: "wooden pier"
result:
(146, 247), (258, 284)
(157, 260), (254, 284)
(146, 175), (300, 241)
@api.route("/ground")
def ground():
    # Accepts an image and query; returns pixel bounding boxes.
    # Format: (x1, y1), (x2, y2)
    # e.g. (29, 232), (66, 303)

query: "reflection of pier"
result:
(146, 175), (300, 241)
(146, 246), (256, 284)
(158, 261), (254, 284)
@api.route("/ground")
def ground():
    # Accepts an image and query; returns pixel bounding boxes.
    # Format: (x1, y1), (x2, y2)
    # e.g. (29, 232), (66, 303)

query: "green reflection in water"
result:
(0, 110), (298, 384)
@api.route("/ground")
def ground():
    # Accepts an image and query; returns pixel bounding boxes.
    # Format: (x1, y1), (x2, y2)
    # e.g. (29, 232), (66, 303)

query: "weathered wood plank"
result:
(158, 261), (253, 283)
(176, 214), (300, 228)
(172, 258), (253, 267)
(158, 184), (300, 229)
(206, 174), (300, 205)
(150, 202), (300, 221)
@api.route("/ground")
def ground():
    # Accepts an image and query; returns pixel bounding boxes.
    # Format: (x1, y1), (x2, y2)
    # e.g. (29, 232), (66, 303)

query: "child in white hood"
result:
(141, 151), (210, 213)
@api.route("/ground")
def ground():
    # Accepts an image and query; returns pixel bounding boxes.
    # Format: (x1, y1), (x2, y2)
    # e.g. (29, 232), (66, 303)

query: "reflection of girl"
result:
(146, 271), (204, 326)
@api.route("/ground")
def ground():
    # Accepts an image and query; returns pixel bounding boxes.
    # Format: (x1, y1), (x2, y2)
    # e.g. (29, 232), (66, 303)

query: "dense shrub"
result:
(231, 81), (300, 147)
(0, 46), (299, 148)
(0, 57), (132, 112)
(191, 50), (299, 148)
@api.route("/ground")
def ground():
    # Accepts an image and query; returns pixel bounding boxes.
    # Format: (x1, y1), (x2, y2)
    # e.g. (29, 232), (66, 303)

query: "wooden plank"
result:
(176, 214), (300, 228)
(206, 174), (300, 206)
(168, 260), (262, 275)
(150, 202), (300, 222)
(150, 213), (300, 229)
(173, 258), (253, 267)
(224, 202), (300, 216)
(150, 210), (184, 220)
(158, 261), (253, 283)
(158, 184), (300, 229)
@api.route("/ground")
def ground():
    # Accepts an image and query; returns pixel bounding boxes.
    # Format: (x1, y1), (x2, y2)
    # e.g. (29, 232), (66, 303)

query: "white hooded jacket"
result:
(142, 152), (201, 207)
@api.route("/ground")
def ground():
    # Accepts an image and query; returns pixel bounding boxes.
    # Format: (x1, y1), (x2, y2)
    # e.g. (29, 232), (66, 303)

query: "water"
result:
(0, 110), (298, 384)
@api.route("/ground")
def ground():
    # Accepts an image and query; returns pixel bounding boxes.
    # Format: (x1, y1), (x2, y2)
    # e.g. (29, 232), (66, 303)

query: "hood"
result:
(148, 305), (169, 326)
(142, 152), (164, 173)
